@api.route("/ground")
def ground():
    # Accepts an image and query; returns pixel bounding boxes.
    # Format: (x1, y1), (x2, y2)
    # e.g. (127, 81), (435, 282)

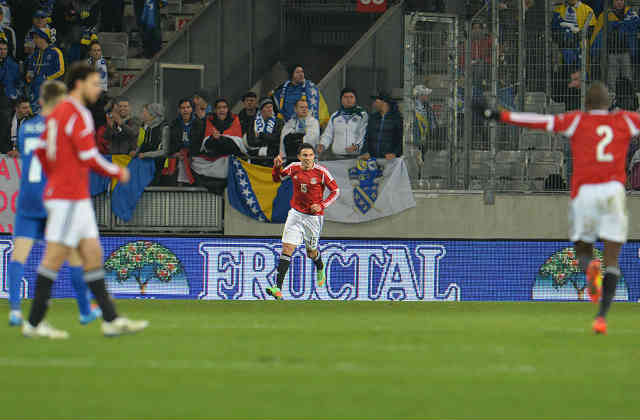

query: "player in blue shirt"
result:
(8, 80), (101, 326)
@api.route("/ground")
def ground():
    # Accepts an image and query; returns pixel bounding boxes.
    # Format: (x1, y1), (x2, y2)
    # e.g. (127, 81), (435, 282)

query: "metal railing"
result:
(402, 1), (640, 194)
(93, 187), (223, 233)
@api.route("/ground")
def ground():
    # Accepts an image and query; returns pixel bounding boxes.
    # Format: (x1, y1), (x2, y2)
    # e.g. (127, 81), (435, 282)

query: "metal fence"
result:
(93, 188), (223, 233)
(404, 1), (640, 194)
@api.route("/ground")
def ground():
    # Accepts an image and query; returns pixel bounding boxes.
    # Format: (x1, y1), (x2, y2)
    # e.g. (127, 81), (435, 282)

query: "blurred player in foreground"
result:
(8, 80), (101, 327)
(24, 62), (148, 339)
(267, 143), (339, 300)
(481, 82), (636, 334)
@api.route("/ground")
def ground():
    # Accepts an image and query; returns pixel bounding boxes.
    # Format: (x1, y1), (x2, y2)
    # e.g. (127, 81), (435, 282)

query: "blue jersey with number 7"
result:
(16, 115), (47, 218)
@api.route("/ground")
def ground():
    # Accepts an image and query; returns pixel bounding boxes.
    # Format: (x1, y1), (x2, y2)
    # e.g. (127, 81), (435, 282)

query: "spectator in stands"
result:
(0, 38), (18, 147)
(0, 8), (16, 57)
(140, 0), (167, 58)
(101, 0), (125, 32)
(25, 28), (64, 113)
(103, 100), (139, 156)
(271, 64), (329, 127)
(247, 97), (283, 166)
(318, 87), (368, 158)
(238, 91), (258, 135)
(135, 103), (169, 183)
(280, 98), (320, 159)
(359, 92), (403, 160)
(87, 40), (108, 92)
(7, 97), (32, 156)
(552, 0), (595, 72)
(0, 1), (10, 27)
(168, 98), (204, 185)
(0, 39), (18, 102)
(24, 10), (56, 51)
(193, 89), (211, 120)
(64, 1), (100, 63)
(12, 0), (39, 59)
(412, 85), (443, 151)
(606, 0), (639, 98)
(196, 98), (244, 159)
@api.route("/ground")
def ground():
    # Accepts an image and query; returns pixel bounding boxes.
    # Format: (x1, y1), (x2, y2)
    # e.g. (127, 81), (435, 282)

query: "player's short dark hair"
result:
(585, 81), (610, 111)
(66, 61), (98, 91)
(88, 40), (101, 49)
(297, 143), (315, 155)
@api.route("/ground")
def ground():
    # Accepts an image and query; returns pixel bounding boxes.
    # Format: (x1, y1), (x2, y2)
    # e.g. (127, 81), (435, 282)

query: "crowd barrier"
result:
(0, 235), (637, 302)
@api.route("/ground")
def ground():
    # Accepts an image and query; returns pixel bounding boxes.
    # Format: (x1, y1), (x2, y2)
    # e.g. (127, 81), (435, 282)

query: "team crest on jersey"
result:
(310, 177), (317, 184)
(349, 158), (383, 214)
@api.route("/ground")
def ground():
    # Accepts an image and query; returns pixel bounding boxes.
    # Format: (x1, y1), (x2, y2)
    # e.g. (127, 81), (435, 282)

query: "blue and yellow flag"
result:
(227, 157), (292, 223)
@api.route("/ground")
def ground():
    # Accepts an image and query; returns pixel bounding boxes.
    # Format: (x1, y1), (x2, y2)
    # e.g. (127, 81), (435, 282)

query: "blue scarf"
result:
(277, 80), (320, 120)
(254, 112), (276, 135)
(179, 117), (193, 147)
(292, 115), (307, 134)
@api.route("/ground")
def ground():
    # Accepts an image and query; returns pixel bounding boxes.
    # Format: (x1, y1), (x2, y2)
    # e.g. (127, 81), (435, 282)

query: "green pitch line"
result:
(1, 300), (638, 419)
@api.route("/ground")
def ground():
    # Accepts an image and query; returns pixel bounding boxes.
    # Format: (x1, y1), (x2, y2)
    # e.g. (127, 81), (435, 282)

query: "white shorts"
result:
(569, 181), (628, 244)
(282, 208), (323, 249)
(44, 199), (99, 248)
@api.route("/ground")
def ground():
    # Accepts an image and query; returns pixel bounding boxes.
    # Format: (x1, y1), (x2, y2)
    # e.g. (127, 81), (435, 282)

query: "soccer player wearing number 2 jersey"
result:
(267, 143), (340, 300)
(23, 62), (148, 339)
(483, 82), (637, 334)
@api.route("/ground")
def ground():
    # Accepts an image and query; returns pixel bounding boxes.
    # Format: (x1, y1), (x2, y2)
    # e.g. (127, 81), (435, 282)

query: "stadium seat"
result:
(526, 151), (565, 190)
(520, 132), (551, 150)
(421, 150), (450, 182)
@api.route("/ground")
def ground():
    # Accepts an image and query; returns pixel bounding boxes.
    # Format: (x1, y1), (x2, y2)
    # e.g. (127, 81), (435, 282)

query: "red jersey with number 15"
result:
(501, 110), (640, 198)
(272, 162), (340, 215)
(37, 96), (123, 200)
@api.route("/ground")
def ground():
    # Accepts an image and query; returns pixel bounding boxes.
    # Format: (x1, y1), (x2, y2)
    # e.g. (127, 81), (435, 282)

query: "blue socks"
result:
(70, 266), (91, 316)
(8, 261), (24, 311)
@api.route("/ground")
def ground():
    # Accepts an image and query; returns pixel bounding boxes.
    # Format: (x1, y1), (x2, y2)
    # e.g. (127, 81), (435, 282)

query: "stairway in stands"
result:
(102, 0), (210, 97)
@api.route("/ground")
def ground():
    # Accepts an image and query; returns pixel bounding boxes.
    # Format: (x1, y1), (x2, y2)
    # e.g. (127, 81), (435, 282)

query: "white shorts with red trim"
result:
(44, 199), (99, 248)
(282, 208), (323, 249)
(569, 181), (628, 244)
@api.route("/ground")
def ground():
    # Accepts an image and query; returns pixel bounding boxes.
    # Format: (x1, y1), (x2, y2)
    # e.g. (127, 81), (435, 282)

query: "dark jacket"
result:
(238, 108), (257, 136)
(247, 116), (283, 163)
(364, 105), (403, 158)
(169, 115), (204, 155)
(103, 117), (139, 154)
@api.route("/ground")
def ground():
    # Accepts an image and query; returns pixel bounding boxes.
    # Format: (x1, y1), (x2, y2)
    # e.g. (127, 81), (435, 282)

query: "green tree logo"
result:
(536, 247), (606, 300)
(104, 241), (186, 294)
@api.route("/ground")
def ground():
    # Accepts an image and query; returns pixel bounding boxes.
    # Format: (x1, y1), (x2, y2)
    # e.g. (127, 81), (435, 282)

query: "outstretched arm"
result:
(482, 108), (581, 136)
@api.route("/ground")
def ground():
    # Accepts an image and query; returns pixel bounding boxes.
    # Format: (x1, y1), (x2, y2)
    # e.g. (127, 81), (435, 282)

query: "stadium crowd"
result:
(5, 0), (640, 192)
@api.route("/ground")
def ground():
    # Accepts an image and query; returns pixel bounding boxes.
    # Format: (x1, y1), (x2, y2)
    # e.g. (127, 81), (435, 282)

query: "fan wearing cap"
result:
(25, 27), (64, 113)
(413, 84), (442, 151)
(0, 7), (16, 58)
(359, 91), (403, 160)
(270, 64), (330, 127)
(247, 97), (284, 166)
(24, 10), (56, 50)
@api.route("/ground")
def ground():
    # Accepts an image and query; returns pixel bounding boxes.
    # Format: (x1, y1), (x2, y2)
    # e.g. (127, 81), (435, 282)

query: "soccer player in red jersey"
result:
(482, 82), (637, 334)
(23, 62), (148, 339)
(267, 143), (340, 300)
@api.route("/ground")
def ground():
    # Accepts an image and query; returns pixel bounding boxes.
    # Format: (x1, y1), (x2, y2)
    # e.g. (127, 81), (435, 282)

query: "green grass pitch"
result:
(1, 300), (638, 419)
